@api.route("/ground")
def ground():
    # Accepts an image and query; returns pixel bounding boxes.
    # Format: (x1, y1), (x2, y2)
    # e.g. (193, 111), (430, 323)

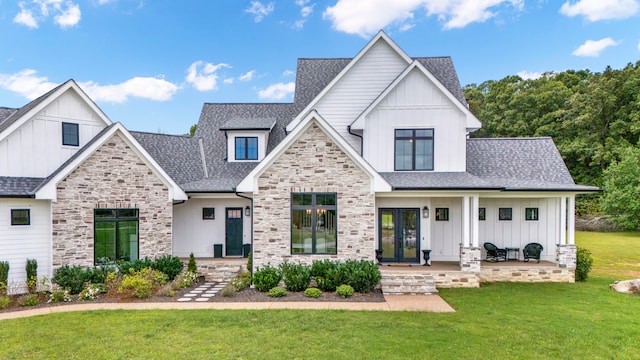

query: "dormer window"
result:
(235, 137), (258, 160)
(62, 122), (79, 146)
(394, 129), (433, 171)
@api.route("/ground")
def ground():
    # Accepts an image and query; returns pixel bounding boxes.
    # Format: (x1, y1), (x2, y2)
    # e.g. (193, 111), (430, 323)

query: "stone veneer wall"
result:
(480, 266), (575, 283)
(52, 134), (172, 269)
(460, 246), (481, 273)
(557, 244), (577, 269)
(252, 123), (375, 269)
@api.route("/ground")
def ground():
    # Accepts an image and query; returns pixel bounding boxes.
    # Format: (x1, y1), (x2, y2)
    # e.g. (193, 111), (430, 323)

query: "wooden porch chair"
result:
(523, 243), (544, 263)
(483, 242), (507, 262)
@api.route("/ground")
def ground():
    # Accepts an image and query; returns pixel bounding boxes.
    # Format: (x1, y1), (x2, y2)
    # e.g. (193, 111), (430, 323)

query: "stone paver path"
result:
(177, 282), (227, 302)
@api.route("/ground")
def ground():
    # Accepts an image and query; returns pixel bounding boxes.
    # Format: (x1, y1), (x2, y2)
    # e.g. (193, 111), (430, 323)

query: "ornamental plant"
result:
(253, 265), (282, 292)
(78, 284), (101, 301)
(575, 246), (594, 282)
(304, 287), (322, 298)
(336, 284), (354, 298)
(281, 262), (311, 292)
(188, 253), (198, 273)
(26, 259), (37, 293)
(0, 261), (9, 295)
(268, 286), (287, 297)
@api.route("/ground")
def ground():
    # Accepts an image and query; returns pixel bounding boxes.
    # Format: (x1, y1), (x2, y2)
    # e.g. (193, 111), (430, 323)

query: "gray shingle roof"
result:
(415, 57), (467, 106)
(293, 58), (351, 106)
(0, 81), (67, 134)
(0, 107), (17, 123)
(220, 117), (276, 130)
(380, 172), (500, 190)
(0, 177), (44, 197)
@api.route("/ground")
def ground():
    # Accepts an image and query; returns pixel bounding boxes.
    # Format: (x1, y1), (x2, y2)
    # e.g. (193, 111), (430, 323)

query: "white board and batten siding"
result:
(173, 198), (251, 258)
(478, 198), (559, 261)
(430, 198), (463, 261)
(314, 39), (409, 152)
(363, 68), (467, 172)
(0, 90), (107, 177)
(0, 199), (51, 294)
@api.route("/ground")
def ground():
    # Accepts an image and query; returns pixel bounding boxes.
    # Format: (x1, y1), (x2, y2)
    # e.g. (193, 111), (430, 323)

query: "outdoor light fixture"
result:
(245, 206), (251, 217)
(423, 206), (429, 218)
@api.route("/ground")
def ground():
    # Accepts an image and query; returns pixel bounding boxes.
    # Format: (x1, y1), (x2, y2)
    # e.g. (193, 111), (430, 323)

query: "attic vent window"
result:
(235, 137), (258, 160)
(62, 122), (79, 146)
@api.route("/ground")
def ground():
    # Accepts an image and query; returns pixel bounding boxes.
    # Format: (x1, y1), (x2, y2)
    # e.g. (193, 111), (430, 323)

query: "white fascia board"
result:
(36, 123), (187, 201)
(351, 60), (482, 131)
(285, 30), (412, 133)
(0, 80), (112, 143)
(237, 110), (391, 194)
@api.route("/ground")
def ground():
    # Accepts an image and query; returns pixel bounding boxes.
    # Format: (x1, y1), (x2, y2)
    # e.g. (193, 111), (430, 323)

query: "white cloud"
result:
(517, 70), (542, 80)
(323, 0), (524, 37)
(223, 78), (234, 84)
(572, 38), (620, 57)
(258, 82), (295, 100)
(245, 1), (275, 22)
(559, 0), (639, 21)
(239, 70), (256, 81)
(0, 69), (178, 103)
(79, 77), (179, 102)
(185, 61), (230, 91)
(293, 19), (306, 29)
(13, 0), (82, 29)
(55, 3), (81, 28)
(0, 69), (58, 99)
(283, 70), (295, 76)
(301, 4), (314, 17)
(637, 40), (640, 51)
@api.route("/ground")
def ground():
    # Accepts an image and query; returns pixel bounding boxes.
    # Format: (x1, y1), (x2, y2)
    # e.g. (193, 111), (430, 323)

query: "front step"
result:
(379, 270), (438, 295)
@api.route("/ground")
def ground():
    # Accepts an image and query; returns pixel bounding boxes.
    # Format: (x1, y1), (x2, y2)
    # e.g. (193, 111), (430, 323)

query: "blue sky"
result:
(1, 0), (639, 135)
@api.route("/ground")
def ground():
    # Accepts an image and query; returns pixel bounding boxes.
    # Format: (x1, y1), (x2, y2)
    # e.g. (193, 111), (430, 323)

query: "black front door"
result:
(379, 208), (420, 263)
(225, 208), (243, 256)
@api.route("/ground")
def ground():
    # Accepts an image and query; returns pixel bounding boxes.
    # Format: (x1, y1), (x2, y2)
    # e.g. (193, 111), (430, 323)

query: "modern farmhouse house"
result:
(0, 31), (596, 293)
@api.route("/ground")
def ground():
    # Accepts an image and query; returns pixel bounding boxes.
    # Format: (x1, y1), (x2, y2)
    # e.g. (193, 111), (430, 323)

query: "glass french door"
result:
(379, 208), (420, 263)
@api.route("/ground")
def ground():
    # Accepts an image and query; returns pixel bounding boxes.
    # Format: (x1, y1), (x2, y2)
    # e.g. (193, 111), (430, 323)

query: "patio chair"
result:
(483, 242), (507, 262)
(523, 243), (544, 263)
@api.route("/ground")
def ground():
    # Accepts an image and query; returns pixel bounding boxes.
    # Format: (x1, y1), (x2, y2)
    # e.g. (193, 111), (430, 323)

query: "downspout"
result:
(235, 191), (254, 276)
(347, 125), (364, 156)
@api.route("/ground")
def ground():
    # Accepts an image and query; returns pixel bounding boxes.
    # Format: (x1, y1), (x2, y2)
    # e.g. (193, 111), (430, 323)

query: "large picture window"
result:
(62, 122), (79, 146)
(291, 193), (337, 255)
(235, 137), (258, 160)
(395, 129), (434, 171)
(94, 209), (139, 264)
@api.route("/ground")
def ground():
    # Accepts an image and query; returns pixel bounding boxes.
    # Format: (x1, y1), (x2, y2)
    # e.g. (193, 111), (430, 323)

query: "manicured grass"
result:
(576, 231), (640, 279)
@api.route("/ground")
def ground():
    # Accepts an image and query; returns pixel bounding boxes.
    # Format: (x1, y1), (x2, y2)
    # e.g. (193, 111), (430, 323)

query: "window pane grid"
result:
(394, 129), (434, 171)
(291, 193), (337, 255)
(11, 209), (30, 226)
(235, 137), (258, 160)
(94, 208), (139, 264)
(62, 122), (79, 146)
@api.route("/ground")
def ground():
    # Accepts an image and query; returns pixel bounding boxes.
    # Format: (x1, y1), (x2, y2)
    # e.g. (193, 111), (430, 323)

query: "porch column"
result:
(472, 195), (480, 247)
(560, 197), (567, 245)
(568, 195), (575, 245)
(463, 196), (470, 247)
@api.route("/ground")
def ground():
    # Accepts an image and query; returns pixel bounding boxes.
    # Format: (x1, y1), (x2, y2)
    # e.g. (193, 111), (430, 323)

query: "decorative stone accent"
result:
(192, 259), (247, 282)
(433, 271), (480, 288)
(252, 122), (375, 269)
(480, 266), (575, 283)
(557, 244), (577, 269)
(379, 271), (438, 294)
(459, 246), (481, 273)
(51, 133), (172, 269)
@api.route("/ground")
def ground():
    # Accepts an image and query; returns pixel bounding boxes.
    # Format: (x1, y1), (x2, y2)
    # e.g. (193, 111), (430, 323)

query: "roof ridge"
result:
(130, 130), (191, 138)
(469, 137), (552, 141)
(202, 102), (293, 106)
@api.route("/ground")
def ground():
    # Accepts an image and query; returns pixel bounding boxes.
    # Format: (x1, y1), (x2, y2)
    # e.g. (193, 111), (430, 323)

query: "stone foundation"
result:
(480, 266), (575, 283)
(557, 244), (577, 269)
(460, 246), (481, 273)
(433, 271), (480, 288)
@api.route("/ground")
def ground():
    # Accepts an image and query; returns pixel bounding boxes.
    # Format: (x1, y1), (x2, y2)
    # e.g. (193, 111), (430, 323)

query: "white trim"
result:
(463, 196), (470, 247)
(568, 195), (575, 245)
(285, 30), (412, 133)
(560, 197), (567, 245)
(35, 123), (187, 201)
(350, 60), (482, 131)
(237, 110), (391, 193)
(0, 80), (112, 143)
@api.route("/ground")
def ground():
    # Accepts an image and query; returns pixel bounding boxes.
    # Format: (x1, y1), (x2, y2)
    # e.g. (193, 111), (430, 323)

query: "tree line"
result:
(464, 61), (640, 229)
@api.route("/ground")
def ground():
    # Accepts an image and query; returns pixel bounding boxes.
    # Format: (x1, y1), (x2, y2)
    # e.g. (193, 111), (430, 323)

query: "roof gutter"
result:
(347, 125), (364, 156)
(0, 194), (36, 198)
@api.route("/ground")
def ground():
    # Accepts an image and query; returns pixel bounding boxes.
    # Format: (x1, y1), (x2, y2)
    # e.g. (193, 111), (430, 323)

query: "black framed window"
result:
(291, 193), (337, 255)
(11, 209), (30, 226)
(94, 209), (139, 264)
(525, 208), (539, 221)
(435, 208), (449, 221)
(498, 208), (512, 221)
(62, 122), (79, 146)
(235, 137), (258, 160)
(202, 207), (215, 220)
(479, 207), (486, 221)
(394, 129), (434, 171)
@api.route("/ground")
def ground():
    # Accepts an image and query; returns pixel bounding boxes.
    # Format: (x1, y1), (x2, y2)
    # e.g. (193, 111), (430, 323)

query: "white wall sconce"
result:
(423, 206), (429, 218)
(245, 206), (251, 217)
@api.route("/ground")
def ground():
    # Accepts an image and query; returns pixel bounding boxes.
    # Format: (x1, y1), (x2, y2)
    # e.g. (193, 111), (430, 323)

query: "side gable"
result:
(35, 123), (187, 201)
(237, 110), (391, 193)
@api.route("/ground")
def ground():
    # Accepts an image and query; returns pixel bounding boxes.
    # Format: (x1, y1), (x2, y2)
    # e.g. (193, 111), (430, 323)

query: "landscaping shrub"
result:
(0, 261), (8, 295)
(83, 265), (114, 285)
(151, 255), (183, 281)
(78, 284), (101, 301)
(336, 284), (354, 298)
(118, 268), (167, 298)
(53, 265), (86, 294)
(281, 263), (311, 292)
(0, 296), (10, 309)
(576, 246), (594, 282)
(20, 293), (39, 306)
(230, 271), (251, 291)
(116, 257), (153, 275)
(175, 271), (198, 289)
(26, 259), (37, 293)
(338, 260), (381, 293)
(304, 287), (322, 298)
(221, 284), (236, 297)
(49, 289), (71, 303)
(247, 252), (252, 273)
(253, 265), (282, 292)
(104, 272), (121, 295)
(188, 253), (197, 273)
(268, 286), (287, 297)
(311, 259), (340, 291)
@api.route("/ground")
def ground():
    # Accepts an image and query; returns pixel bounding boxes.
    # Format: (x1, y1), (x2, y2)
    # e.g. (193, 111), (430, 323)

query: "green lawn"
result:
(576, 231), (640, 279)
(0, 231), (638, 359)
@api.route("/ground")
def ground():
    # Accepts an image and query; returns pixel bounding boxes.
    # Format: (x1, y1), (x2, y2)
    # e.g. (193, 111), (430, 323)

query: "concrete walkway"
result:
(0, 294), (454, 321)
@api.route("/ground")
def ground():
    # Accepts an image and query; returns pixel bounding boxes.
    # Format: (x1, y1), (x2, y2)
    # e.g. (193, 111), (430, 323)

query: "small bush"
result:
(78, 284), (101, 301)
(176, 271), (198, 289)
(253, 265), (282, 292)
(268, 286), (287, 297)
(281, 263), (311, 292)
(53, 265), (86, 294)
(311, 259), (340, 291)
(116, 257), (153, 275)
(104, 272), (121, 295)
(20, 293), (39, 306)
(83, 265), (114, 285)
(576, 246), (594, 282)
(247, 252), (252, 273)
(0, 296), (10, 309)
(118, 268), (167, 298)
(230, 271), (252, 291)
(26, 259), (37, 293)
(157, 283), (176, 297)
(49, 289), (72, 303)
(336, 284), (354, 298)
(338, 260), (381, 293)
(0, 261), (8, 295)
(151, 255), (184, 281)
(221, 284), (236, 297)
(304, 287), (322, 298)
(188, 253), (197, 273)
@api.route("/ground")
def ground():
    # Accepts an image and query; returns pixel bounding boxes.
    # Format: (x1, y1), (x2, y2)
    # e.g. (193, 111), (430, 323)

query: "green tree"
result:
(601, 146), (640, 230)
(189, 124), (197, 137)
